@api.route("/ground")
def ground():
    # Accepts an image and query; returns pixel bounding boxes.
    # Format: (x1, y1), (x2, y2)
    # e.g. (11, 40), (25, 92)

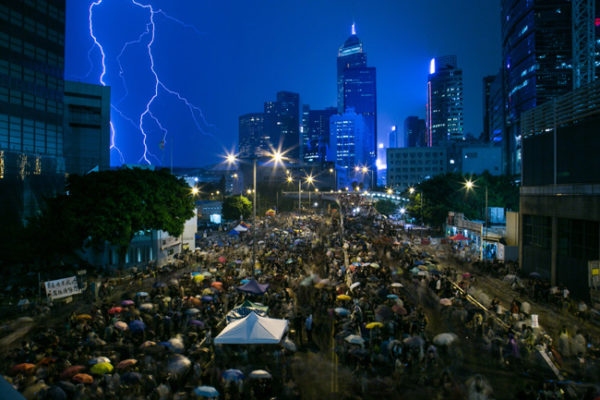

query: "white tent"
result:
(233, 224), (249, 232)
(214, 312), (288, 344)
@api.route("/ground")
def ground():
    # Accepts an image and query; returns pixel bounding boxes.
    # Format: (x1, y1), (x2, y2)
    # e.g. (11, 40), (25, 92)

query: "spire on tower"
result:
(351, 22), (356, 35)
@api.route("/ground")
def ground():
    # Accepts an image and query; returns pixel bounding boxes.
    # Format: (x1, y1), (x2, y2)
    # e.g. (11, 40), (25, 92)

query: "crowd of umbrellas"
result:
(1, 194), (599, 399)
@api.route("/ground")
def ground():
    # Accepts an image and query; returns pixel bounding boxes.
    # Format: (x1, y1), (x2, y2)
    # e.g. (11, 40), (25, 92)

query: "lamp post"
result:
(306, 175), (314, 212)
(465, 179), (488, 261)
(329, 167), (337, 191)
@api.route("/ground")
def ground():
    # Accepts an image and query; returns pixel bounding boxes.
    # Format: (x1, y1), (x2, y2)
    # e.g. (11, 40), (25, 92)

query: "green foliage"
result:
(374, 199), (397, 216)
(30, 168), (195, 267)
(222, 195), (252, 220)
(406, 172), (519, 228)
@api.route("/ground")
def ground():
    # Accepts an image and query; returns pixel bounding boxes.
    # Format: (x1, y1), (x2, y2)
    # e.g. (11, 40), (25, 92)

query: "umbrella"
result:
(117, 359), (138, 369)
(189, 319), (205, 327)
(135, 291), (149, 297)
(462, 273), (471, 278)
(450, 233), (470, 241)
(128, 320), (146, 333)
(153, 282), (167, 288)
(282, 338), (297, 352)
(169, 278), (179, 286)
(433, 332), (458, 346)
(249, 369), (272, 379)
(391, 283), (403, 288)
(202, 288), (213, 296)
(37, 357), (57, 366)
(387, 294), (398, 300)
(121, 300), (134, 306)
(344, 334), (365, 345)
(404, 336), (425, 347)
(337, 294), (351, 301)
(185, 308), (200, 315)
(529, 272), (542, 278)
(167, 354), (191, 375)
(218, 256), (227, 263)
(222, 369), (244, 382)
(349, 282), (361, 290)
(194, 385), (219, 398)
(60, 365), (85, 379)
(193, 274), (205, 283)
(140, 340), (156, 348)
(90, 362), (113, 375)
(72, 373), (93, 384)
(12, 363), (36, 374)
(366, 322), (384, 329)
(201, 296), (214, 302)
(139, 303), (154, 311)
(108, 306), (123, 314)
(114, 321), (128, 331)
(410, 267), (421, 274)
(334, 307), (350, 316)
(46, 385), (67, 400)
(75, 314), (91, 320)
(240, 279), (250, 284)
(89, 356), (110, 365)
(211, 282), (223, 290)
(121, 372), (143, 384)
(440, 298), (453, 306)
(370, 263), (380, 268)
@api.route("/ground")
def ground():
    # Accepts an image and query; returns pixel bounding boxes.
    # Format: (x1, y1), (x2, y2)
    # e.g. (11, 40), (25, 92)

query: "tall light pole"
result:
(464, 179), (488, 261)
(329, 167), (337, 191)
(306, 175), (314, 212)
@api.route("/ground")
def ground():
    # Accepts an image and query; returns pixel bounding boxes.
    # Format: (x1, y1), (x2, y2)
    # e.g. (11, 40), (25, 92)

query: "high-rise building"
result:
(302, 106), (336, 165)
(488, 70), (505, 144)
(387, 147), (447, 191)
(337, 24), (377, 173)
(388, 125), (398, 148)
(519, 80), (600, 299)
(572, 0), (600, 89)
(300, 104), (310, 161)
(263, 91), (300, 159)
(501, 0), (573, 174)
(0, 0), (66, 225)
(426, 55), (464, 146)
(238, 113), (266, 159)
(482, 76), (495, 142)
(328, 108), (368, 188)
(404, 116), (426, 147)
(63, 81), (111, 176)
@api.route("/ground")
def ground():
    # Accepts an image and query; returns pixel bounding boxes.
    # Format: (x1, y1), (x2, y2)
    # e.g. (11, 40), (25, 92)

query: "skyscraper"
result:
(487, 70), (505, 144)
(302, 106), (337, 165)
(0, 0), (66, 224)
(337, 24), (377, 173)
(426, 55), (464, 147)
(572, 0), (600, 89)
(63, 81), (111, 176)
(263, 91), (300, 159)
(501, 0), (573, 174)
(482, 75), (495, 142)
(404, 116), (426, 147)
(328, 108), (368, 188)
(388, 125), (398, 148)
(238, 113), (266, 159)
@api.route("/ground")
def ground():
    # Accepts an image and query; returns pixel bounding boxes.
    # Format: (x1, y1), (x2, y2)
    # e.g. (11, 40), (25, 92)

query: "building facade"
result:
(337, 25), (377, 175)
(328, 108), (368, 189)
(386, 146), (447, 192)
(404, 116), (426, 147)
(238, 113), (266, 159)
(263, 91), (300, 160)
(63, 81), (110, 176)
(461, 144), (502, 176)
(302, 106), (337, 165)
(487, 70), (505, 144)
(426, 55), (464, 147)
(519, 80), (600, 299)
(501, 0), (573, 175)
(0, 0), (66, 225)
(482, 75), (495, 142)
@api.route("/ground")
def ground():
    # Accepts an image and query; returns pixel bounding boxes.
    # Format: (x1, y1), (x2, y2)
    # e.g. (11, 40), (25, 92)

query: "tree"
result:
(222, 195), (252, 220)
(374, 199), (397, 216)
(31, 168), (195, 268)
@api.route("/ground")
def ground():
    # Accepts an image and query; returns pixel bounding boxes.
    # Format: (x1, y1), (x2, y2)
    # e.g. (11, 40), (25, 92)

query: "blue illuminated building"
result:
(302, 105), (337, 165)
(328, 108), (368, 188)
(501, 0), (572, 174)
(336, 24), (377, 179)
(264, 91), (300, 159)
(404, 116), (426, 147)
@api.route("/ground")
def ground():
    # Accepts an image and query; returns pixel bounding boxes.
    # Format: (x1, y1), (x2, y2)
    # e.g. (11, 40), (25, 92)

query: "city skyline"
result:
(66, 0), (501, 167)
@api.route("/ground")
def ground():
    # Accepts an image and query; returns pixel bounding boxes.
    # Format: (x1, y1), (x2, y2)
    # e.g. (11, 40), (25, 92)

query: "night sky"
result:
(65, 0), (501, 168)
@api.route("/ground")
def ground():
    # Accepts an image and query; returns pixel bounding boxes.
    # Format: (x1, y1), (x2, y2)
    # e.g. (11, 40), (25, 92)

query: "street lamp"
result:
(306, 175), (314, 211)
(329, 167), (337, 191)
(464, 179), (488, 261)
(191, 187), (199, 196)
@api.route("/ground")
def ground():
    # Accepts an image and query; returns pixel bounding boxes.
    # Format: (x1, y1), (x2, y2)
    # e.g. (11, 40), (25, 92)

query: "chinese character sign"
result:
(44, 276), (82, 300)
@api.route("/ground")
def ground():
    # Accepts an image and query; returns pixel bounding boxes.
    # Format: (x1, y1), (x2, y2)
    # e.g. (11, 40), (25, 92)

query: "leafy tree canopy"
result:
(222, 195), (252, 220)
(374, 199), (397, 216)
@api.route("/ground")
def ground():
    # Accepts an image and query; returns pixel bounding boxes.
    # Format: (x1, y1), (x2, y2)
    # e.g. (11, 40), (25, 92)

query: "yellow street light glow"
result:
(191, 187), (199, 195)
(306, 175), (314, 184)
(315, 188), (319, 192)
(287, 176), (293, 183)
(362, 166), (368, 173)
(232, 173), (238, 179)
(329, 168), (334, 173)
(354, 166), (360, 172)
(247, 189), (252, 194)
(409, 187), (415, 194)
(225, 153), (238, 164)
(387, 188), (393, 194)
(216, 190), (220, 195)
(465, 180), (474, 190)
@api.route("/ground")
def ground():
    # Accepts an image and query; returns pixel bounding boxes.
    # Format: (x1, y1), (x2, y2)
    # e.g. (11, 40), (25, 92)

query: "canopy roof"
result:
(237, 279), (269, 295)
(233, 224), (248, 232)
(214, 312), (288, 344)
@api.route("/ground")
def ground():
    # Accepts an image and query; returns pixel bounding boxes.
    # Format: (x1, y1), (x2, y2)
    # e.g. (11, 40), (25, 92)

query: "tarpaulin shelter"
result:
(214, 312), (288, 344)
(233, 224), (249, 232)
(237, 279), (269, 295)
(450, 233), (470, 241)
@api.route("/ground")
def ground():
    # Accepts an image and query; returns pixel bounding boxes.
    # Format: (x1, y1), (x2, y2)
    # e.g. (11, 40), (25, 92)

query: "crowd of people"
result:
(1, 194), (599, 399)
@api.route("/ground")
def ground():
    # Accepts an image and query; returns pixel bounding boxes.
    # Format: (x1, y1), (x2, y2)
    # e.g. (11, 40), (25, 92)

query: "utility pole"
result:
(252, 158), (256, 276)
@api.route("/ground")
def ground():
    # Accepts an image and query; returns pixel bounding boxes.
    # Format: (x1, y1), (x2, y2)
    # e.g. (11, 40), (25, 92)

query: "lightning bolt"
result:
(88, 0), (213, 166)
